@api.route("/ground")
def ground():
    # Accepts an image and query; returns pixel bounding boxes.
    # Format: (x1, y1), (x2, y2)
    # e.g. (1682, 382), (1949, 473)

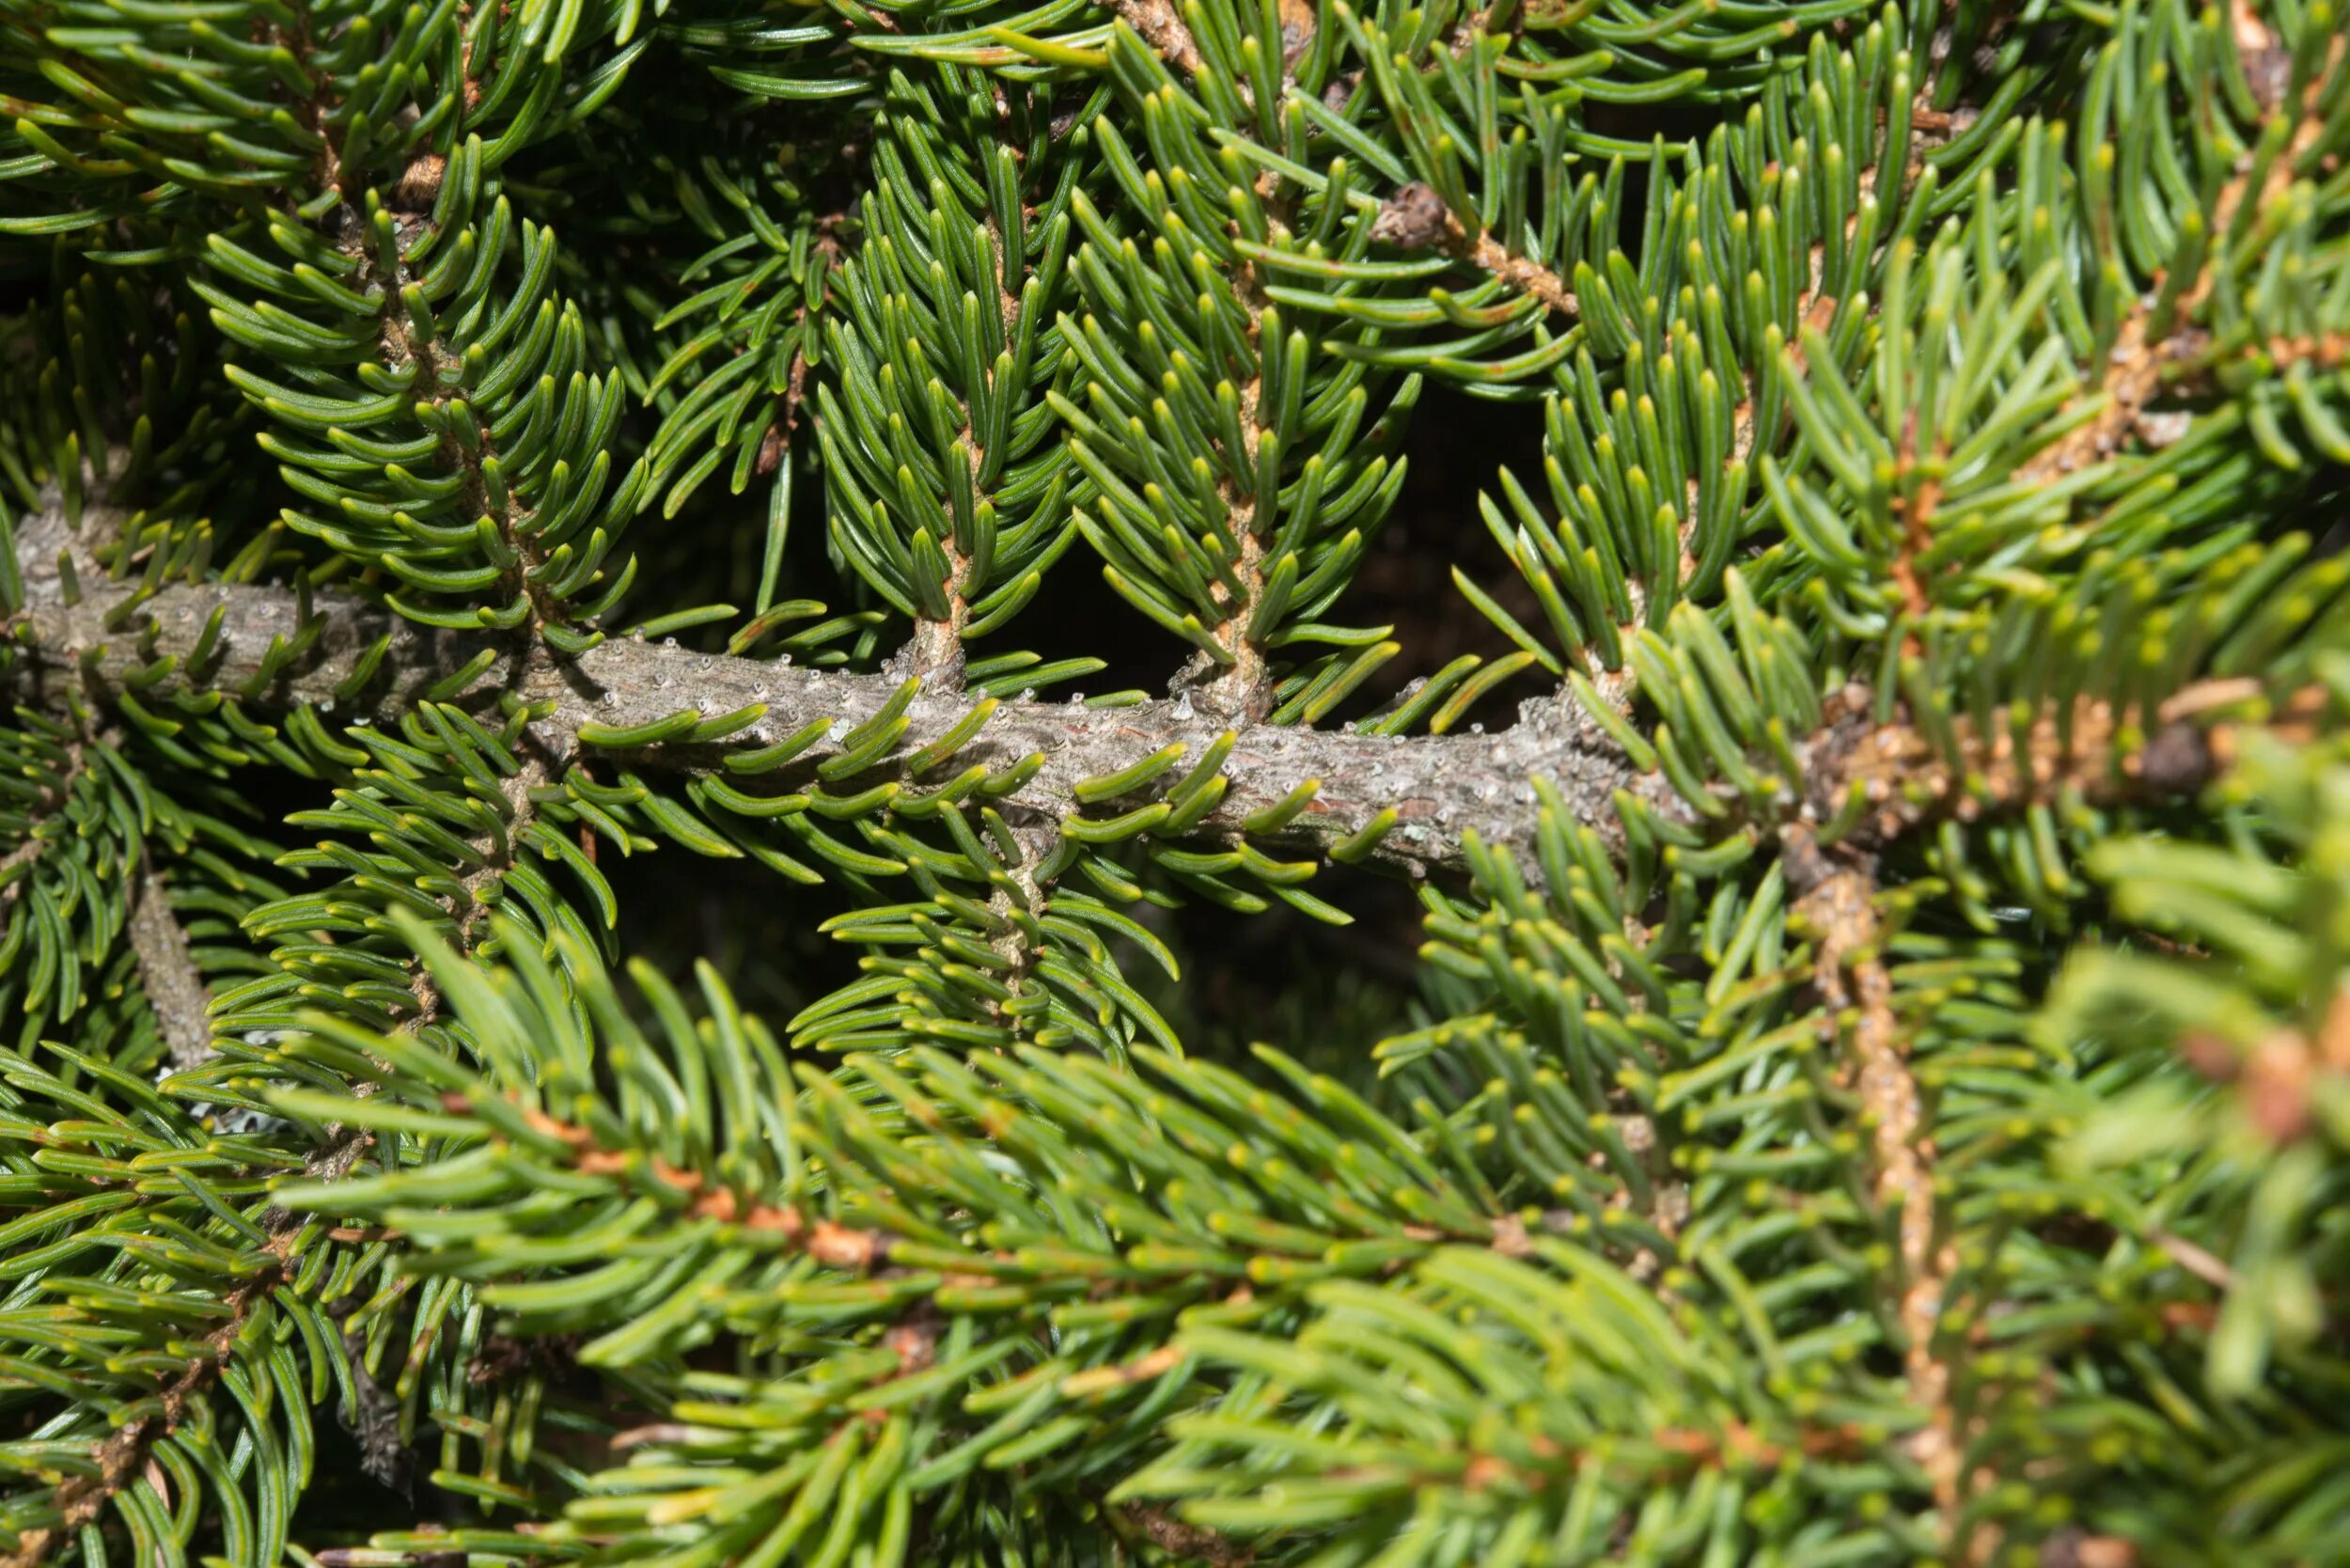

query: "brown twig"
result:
(1186, 182), (1298, 723)
(2014, 309), (2207, 484)
(2021, 17), (2342, 485)
(1108, 0), (1205, 76)
(0, 733), (97, 917)
(1888, 410), (1947, 647)
(126, 855), (213, 1070)
(1369, 182), (1578, 321)
(0, 1266), (286, 1568)
(1786, 835), (1967, 1548)
(1114, 1505), (1255, 1565)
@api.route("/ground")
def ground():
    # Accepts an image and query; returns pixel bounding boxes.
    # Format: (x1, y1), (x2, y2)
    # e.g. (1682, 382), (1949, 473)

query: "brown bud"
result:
(807, 1220), (891, 1271)
(2243, 1031), (2314, 1144)
(392, 154), (446, 213)
(1369, 181), (1451, 251)
(2134, 721), (2214, 794)
(884, 1317), (939, 1375)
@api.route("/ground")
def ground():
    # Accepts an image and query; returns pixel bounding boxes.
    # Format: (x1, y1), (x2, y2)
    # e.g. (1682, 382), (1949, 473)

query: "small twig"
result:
(126, 855), (213, 1070)
(2022, 18), (2342, 485)
(0, 1268), (285, 1568)
(1787, 835), (1967, 1552)
(1196, 266), (1277, 722)
(402, 748), (551, 1027)
(1113, 1504), (1254, 1565)
(1369, 182), (1578, 321)
(1108, 0), (1205, 76)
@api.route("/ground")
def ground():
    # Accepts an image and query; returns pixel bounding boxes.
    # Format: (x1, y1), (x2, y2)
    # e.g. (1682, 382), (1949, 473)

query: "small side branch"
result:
(1370, 182), (1578, 321)
(2021, 17), (2342, 485)
(1113, 1505), (1254, 1565)
(1787, 838), (1966, 1547)
(1190, 186), (1292, 723)
(1108, 0), (1205, 76)
(0, 1266), (284, 1568)
(127, 856), (213, 1070)
(405, 748), (552, 1028)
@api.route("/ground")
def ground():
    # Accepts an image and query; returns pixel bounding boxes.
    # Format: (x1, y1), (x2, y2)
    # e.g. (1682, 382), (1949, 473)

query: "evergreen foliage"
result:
(2, 0), (2348, 1560)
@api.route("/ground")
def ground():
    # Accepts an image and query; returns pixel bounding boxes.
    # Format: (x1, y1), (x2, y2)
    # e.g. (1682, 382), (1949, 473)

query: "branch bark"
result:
(6, 495), (2259, 886)
(127, 856), (213, 1070)
(1788, 841), (1966, 1545)
(7, 518), (1660, 880)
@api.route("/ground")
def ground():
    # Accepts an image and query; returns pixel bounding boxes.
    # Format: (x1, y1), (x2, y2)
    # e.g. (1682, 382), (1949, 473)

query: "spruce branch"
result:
(0, 723), (101, 917)
(0, 1248), (290, 1568)
(978, 817), (1056, 1020)
(2021, 16), (2344, 485)
(8, 512), (1646, 881)
(8, 505), (2281, 888)
(405, 749), (554, 1029)
(1198, 236), (1278, 723)
(885, 105), (1034, 693)
(896, 510), (977, 688)
(10, 0), (2350, 1559)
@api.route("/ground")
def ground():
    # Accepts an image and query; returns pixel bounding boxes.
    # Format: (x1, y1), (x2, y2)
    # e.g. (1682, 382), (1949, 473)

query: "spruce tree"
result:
(2, 0), (2348, 1560)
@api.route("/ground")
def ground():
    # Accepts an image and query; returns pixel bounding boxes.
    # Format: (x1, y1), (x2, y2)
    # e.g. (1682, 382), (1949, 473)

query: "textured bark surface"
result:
(127, 860), (213, 1069)
(8, 495), (2233, 884)
(8, 501), (1670, 880)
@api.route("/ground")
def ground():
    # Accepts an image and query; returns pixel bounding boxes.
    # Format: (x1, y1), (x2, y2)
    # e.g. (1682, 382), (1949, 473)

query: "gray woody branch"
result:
(9, 499), (1677, 880)
(11, 494), (2232, 881)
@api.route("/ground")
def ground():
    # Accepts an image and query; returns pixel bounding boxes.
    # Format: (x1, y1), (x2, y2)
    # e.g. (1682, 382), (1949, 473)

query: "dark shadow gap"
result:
(975, 521), (1183, 701)
(1317, 376), (1556, 729)
(596, 825), (868, 1028)
(1128, 862), (1436, 1105)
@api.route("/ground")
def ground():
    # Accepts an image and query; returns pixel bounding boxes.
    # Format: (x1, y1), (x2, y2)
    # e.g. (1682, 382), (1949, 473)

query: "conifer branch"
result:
(0, 1258), (288, 1568)
(898, 522), (976, 689)
(8, 510), (2277, 887)
(892, 126), (1027, 693)
(405, 748), (552, 1028)
(2022, 16), (2343, 485)
(981, 818), (1055, 1021)
(1200, 365), (1274, 719)
(406, 1070), (1530, 1286)
(8, 553), (1632, 877)
(1191, 193), (1291, 722)
(0, 725), (100, 917)
(8, 1), (2348, 1559)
